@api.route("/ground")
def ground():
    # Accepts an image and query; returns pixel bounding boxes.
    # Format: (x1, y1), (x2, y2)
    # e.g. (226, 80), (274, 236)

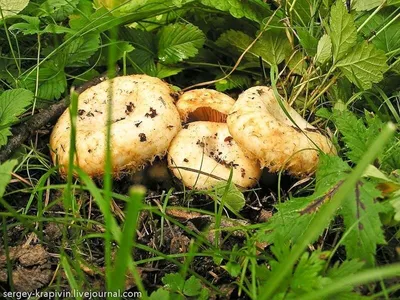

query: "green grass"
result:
(1, 0), (400, 299)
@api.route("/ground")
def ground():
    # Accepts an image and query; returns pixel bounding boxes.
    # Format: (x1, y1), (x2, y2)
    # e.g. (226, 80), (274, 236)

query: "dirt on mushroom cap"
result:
(176, 89), (235, 123)
(168, 121), (261, 190)
(227, 86), (336, 176)
(50, 75), (181, 177)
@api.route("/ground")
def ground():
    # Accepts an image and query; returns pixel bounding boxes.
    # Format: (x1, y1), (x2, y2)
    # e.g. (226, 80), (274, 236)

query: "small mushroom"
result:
(168, 90), (261, 189)
(227, 86), (336, 177)
(176, 89), (235, 122)
(50, 75), (181, 177)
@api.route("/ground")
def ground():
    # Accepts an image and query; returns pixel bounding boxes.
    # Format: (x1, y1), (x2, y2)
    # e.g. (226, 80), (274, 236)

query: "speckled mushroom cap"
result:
(168, 89), (261, 189)
(50, 75), (181, 177)
(176, 89), (236, 122)
(227, 86), (336, 177)
(168, 122), (261, 189)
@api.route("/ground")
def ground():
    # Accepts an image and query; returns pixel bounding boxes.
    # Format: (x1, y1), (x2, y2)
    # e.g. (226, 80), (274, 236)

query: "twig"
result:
(0, 68), (119, 163)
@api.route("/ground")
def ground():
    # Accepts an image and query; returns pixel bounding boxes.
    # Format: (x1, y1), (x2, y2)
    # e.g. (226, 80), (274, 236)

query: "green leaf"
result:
(336, 41), (388, 89)
(351, 0), (382, 11)
(334, 110), (400, 172)
(316, 34), (332, 64)
(157, 23), (205, 64)
(216, 29), (291, 66)
(210, 181), (246, 213)
(259, 154), (386, 266)
(39, 0), (80, 21)
(162, 273), (185, 292)
(42, 24), (75, 34)
(200, 0), (272, 23)
(391, 194), (400, 221)
(0, 0), (29, 18)
(149, 288), (170, 300)
(63, 34), (101, 66)
(329, 1), (357, 61)
(327, 259), (365, 279)
(22, 64), (67, 100)
(340, 180), (385, 266)
(297, 28), (318, 56)
(122, 28), (157, 75)
(286, 51), (307, 75)
(8, 16), (40, 35)
(215, 74), (251, 92)
(0, 89), (33, 147)
(0, 160), (17, 197)
(155, 63), (182, 79)
(225, 260), (241, 277)
(290, 250), (329, 293)
(183, 276), (202, 296)
(357, 9), (400, 53)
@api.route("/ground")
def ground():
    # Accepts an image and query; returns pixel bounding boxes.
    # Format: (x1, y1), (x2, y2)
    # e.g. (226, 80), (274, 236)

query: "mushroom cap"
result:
(167, 121), (262, 190)
(176, 89), (236, 123)
(50, 75), (182, 177)
(227, 86), (336, 177)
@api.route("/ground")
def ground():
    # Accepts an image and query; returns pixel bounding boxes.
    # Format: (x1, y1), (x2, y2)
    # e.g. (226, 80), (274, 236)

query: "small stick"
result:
(0, 68), (119, 163)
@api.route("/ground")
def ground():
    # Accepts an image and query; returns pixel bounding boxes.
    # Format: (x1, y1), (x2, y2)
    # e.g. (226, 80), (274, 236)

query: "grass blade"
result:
(260, 122), (397, 299)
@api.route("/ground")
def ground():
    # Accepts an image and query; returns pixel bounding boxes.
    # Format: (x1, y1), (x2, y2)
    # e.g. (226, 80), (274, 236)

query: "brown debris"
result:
(0, 244), (53, 292)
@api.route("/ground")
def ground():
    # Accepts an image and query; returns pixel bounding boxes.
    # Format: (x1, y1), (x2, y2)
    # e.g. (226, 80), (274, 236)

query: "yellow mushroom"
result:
(227, 86), (336, 177)
(50, 75), (181, 177)
(168, 89), (261, 189)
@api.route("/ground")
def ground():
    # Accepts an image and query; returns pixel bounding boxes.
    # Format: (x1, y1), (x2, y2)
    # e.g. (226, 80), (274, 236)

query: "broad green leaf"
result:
(210, 181), (246, 213)
(330, 1), (357, 61)
(149, 288), (170, 300)
(316, 34), (332, 64)
(258, 28), (292, 65)
(297, 28), (318, 56)
(183, 276), (202, 296)
(0, 0), (29, 18)
(216, 29), (291, 66)
(63, 33), (100, 66)
(333, 110), (400, 172)
(162, 273), (185, 292)
(122, 28), (157, 75)
(357, 9), (400, 53)
(39, 0), (80, 21)
(340, 179), (385, 266)
(0, 160), (17, 197)
(259, 154), (386, 266)
(42, 24), (75, 34)
(351, 0), (382, 11)
(157, 23), (205, 64)
(336, 41), (388, 89)
(286, 51), (307, 75)
(8, 16), (40, 35)
(200, 0), (273, 23)
(215, 74), (251, 92)
(22, 65), (67, 100)
(0, 89), (33, 146)
(155, 64), (182, 79)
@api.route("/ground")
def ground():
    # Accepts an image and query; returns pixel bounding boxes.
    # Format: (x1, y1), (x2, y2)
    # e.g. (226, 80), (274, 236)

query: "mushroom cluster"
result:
(168, 89), (262, 190)
(50, 76), (336, 190)
(50, 75), (181, 177)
